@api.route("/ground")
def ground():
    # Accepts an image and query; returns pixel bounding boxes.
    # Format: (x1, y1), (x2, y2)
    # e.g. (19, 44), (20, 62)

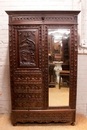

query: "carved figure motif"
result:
(19, 31), (36, 66)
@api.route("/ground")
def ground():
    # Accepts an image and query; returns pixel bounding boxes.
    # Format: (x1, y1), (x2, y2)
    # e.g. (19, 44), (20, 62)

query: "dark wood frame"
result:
(6, 10), (80, 125)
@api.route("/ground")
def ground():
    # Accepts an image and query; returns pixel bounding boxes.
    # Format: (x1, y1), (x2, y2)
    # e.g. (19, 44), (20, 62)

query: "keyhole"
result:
(42, 17), (45, 20)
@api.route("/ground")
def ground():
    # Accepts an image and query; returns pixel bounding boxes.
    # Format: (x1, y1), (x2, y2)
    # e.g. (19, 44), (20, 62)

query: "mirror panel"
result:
(48, 28), (70, 106)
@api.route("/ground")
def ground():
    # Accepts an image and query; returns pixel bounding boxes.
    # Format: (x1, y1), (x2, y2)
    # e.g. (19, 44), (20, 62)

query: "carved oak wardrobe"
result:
(6, 10), (80, 125)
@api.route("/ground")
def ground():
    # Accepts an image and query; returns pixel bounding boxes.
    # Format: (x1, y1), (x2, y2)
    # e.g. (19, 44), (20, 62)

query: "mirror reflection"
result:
(48, 29), (70, 106)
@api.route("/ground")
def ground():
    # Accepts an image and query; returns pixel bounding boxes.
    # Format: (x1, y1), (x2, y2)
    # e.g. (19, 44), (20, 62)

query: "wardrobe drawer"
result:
(13, 83), (43, 93)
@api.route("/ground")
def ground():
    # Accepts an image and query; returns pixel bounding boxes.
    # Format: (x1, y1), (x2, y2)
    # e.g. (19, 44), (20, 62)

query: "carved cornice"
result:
(9, 15), (77, 23)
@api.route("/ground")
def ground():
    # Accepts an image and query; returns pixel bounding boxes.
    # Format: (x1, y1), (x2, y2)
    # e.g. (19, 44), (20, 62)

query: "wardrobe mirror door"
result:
(48, 28), (70, 106)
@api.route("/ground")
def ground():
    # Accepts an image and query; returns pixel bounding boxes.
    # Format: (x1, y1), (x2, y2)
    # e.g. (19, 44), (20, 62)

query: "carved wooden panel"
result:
(10, 25), (42, 72)
(12, 82), (43, 110)
(18, 29), (38, 67)
(11, 110), (75, 125)
(14, 84), (42, 93)
(9, 13), (77, 24)
(69, 24), (78, 109)
(13, 93), (43, 110)
(13, 73), (42, 82)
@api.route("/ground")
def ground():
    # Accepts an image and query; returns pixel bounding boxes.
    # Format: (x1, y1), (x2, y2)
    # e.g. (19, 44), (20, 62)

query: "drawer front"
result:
(13, 83), (42, 93)
(12, 93), (43, 110)
(12, 99), (29, 110)
(13, 73), (42, 82)
(12, 83), (44, 110)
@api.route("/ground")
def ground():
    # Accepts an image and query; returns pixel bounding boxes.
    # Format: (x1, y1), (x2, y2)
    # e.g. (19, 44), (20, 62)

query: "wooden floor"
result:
(0, 114), (87, 130)
(49, 84), (69, 106)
